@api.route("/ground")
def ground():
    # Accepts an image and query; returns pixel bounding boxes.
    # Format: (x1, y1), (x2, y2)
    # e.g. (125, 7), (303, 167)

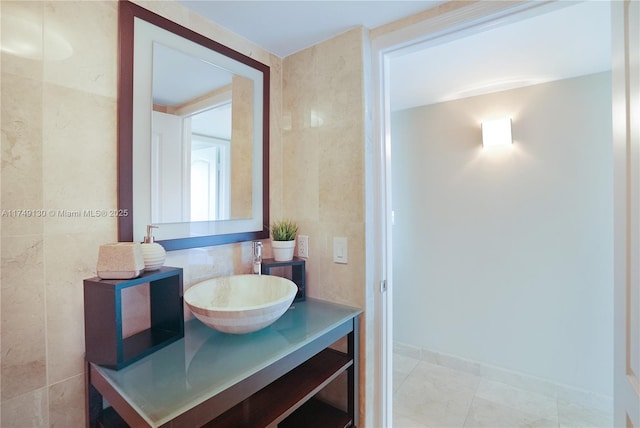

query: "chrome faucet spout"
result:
(252, 241), (263, 275)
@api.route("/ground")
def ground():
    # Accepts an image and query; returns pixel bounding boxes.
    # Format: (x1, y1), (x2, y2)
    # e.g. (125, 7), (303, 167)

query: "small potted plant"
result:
(270, 219), (298, 261)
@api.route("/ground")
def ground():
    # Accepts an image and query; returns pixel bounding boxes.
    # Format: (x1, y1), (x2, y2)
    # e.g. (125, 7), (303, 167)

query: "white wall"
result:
(391, 72), (613, 396)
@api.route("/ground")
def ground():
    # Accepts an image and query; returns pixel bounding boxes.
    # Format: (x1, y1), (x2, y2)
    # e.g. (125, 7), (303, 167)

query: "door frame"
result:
(368, 1), (612, 426)
(612, 1), (640, 426)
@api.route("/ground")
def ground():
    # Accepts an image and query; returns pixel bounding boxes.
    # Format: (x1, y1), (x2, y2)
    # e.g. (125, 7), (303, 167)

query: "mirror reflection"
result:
(119, 4), (270, 249)
(150, 42), (253, 224)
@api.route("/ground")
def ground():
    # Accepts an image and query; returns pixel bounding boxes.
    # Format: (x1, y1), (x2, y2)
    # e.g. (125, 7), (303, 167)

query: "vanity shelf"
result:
(83, 267), (184, 370)
(280, 398), (352, 428)
(87, 298), (361, 428)
(206, 348), (351, 427)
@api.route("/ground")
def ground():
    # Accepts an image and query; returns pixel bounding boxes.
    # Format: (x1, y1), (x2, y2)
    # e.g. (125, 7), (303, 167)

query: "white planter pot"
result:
(271, 240), (295, 262)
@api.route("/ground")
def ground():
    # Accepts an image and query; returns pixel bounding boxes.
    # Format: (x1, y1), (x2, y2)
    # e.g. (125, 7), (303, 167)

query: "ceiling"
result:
(176, 0), (611, 111)
(389, 1), (611, 110)
(178, 1), (444, 57)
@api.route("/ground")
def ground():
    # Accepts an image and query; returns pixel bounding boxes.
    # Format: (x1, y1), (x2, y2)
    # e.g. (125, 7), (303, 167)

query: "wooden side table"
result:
(262, 257), (306, 301)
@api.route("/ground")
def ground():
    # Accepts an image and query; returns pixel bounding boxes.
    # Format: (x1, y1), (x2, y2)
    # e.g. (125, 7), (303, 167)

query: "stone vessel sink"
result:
(184, 275), (297, 334)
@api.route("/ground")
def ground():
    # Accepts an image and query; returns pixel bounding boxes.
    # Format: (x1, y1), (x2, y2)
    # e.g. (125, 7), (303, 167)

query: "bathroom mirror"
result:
(118, 1), (269, 250)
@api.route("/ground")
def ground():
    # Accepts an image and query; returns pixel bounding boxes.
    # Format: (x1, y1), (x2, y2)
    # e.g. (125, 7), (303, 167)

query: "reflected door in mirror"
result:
(150, 43), (253, 223)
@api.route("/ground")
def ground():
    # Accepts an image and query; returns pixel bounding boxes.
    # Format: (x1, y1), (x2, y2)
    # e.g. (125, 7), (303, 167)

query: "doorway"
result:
(369, 1), (615, 426)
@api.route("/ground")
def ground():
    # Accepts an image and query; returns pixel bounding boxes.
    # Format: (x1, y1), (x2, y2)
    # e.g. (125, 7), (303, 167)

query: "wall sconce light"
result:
(482, 117), (512, 148)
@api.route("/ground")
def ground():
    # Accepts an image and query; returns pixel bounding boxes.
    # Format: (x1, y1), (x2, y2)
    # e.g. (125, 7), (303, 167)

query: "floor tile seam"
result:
(409, 346), (605, 407)
(471, 384), (560, 425)
(460, 374), (483, 428)
(393, 371), (411, 394)
(499, 402), (560, 426)
(438, 361), (555, 399)
(555, 399), (614, 426)
(461, 393), (478, 428)
(464, 395), (562, 428)
(477, 378), (560, 403)
(390, 399), (423, 424)
(394, 350), (609, 426)
(394, 362), (608, 428)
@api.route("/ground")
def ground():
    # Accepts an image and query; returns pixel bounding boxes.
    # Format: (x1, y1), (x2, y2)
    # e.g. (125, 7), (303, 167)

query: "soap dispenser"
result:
(141, 225), (166, 271)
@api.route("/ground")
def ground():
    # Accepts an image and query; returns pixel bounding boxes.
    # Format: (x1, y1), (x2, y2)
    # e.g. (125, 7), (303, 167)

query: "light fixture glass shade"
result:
(482, 117), (512, 148)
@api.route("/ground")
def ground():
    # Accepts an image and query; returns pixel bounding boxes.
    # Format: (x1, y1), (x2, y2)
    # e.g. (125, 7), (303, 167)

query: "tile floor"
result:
(393, 351), (614, 428)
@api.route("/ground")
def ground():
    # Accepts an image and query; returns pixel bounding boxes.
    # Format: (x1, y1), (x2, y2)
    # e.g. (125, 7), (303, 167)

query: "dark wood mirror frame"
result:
(117, 1), (270, 250)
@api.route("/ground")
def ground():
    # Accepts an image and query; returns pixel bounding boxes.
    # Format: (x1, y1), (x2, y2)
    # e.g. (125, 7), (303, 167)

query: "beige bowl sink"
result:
(184, 275), (297, 334)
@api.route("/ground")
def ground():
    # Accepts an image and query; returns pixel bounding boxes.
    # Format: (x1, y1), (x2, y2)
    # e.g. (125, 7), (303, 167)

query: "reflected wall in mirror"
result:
(151, 42), (254, 223)
(118, 1), (269, 250)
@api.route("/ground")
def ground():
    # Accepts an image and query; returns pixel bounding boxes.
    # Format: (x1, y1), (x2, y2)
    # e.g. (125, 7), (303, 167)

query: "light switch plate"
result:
(333, 237), (348, 264)
(298, 235), (309, 258)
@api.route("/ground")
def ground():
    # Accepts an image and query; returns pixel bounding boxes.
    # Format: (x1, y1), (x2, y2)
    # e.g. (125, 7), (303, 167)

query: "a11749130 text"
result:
(1, 209), (129, 218)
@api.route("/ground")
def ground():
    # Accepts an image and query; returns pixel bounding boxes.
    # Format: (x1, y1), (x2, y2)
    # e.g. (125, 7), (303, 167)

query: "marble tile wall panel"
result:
(282, 28), (366, 309)
(1, 0), (47, 412)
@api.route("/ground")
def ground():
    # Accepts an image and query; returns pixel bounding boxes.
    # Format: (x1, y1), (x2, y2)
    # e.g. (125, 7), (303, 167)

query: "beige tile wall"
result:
(2, 2), (118, 425)
(0, 1), (283, 426)
(282, 28), (367, 423)
(282, 28), (366, 308)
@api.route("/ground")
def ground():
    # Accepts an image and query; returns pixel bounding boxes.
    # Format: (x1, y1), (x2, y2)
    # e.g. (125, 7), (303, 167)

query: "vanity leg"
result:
(347, 317), (359, 428)
(86, 362), (103, 428)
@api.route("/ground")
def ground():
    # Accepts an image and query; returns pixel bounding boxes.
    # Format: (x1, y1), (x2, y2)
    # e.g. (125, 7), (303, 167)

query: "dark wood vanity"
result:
(86, 299), (361, 427)
(108, 2), (360, 424)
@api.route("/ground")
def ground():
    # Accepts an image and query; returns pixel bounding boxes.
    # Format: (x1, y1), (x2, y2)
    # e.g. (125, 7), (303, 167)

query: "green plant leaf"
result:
(270, 220), (299, 241)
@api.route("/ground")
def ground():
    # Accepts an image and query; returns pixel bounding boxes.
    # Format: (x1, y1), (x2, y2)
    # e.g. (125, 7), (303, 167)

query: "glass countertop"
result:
(93, 298), (362, 426)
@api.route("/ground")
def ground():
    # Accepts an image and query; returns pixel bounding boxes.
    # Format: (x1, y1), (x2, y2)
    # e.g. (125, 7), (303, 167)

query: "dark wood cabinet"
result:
(87, 299), (360, 427)
(83, 267), (184, 369)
